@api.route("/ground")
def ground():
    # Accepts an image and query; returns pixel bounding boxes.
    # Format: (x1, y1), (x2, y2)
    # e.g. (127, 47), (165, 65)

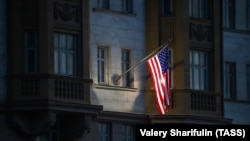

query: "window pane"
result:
(224, 62), (236, 99)
(123, 125), (134, 141)
(54, 32), (77, 76)
(189, 0), (209, 19)
(101, 61), (105, 82)
(122, 49), (131, 87)
(67, 35), (73, 49)
(98, 0), (109, 9)
(25, 31), (37, 73)
(223, 0), (235, 28)
(60, 52), (67, 74)
(200, 52), (205, 66)
(97, 47), (108, 84)
(200, 69), (206, 90)
(194, 68), (200, 89)
(193, 52), (199, 65)
(99, 123), (111, 141)
(123, 0), (133, 13)
(60, 34), (66, 49)
(101, 49), (105, 59)
(190, 50), (208, 90)
(68, 53), (74, 75)
(54, 51), (59, 74)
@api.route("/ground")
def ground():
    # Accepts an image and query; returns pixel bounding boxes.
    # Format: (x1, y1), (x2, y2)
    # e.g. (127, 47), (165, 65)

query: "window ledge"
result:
(93, 84), (138, 92)
(224, 99), (250, 104)
(92, 8), (136, 17)
(223, 28), (250, 35)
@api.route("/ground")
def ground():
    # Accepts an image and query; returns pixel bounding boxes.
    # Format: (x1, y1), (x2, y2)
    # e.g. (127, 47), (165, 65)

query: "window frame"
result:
(97, 46), (109, 84)
(98, 0), (109, 9)
(122, 0), (133, 13)
(121, 49), (133, 88)
(54, 32), (77, 76)
(224, 62), (237, 100)
(160, 0), (174, 16)
(99, 122), (112, 141)
(223, 0), (235, 29)
(24, 31), (38, 73)
(189, 50), (209, 91)
(123, 124), (135, 141)
(189, 0), (210, 19)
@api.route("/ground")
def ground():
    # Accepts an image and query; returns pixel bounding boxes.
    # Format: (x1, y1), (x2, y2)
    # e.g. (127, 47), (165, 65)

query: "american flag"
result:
(146, 45), (170, 115)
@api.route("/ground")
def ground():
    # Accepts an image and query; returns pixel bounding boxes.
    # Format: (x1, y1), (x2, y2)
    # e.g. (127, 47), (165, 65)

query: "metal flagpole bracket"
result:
(112, 74), (121, 85)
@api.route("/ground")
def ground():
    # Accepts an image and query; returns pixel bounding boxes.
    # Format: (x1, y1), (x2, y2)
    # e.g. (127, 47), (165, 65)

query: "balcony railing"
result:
(9, 74), (92, 104)
(169, 89), (222, 118)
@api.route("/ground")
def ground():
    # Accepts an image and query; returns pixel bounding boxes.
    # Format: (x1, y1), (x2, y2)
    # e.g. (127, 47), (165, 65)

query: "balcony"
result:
(169, 89), (221, 117)
(149, 89), (230, 124)
(8, 74), (93, 104)
(7, 74), (103, 138)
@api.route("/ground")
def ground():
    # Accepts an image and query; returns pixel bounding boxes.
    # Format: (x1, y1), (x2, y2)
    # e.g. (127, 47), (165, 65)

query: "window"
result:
(99, 123), (111, 141)
(224, 62), (236, 99)
(54, 32), (77, 76)
(24, 31), (37, 73)
(161, 0), (174, 16)
(189, 0), (209, 19)
(123, 125), (134, 141)
(121, 49), (132, 87)
(122, 0), (133, 13)
(98, 47), (109, 84)
(223, 0), (235, 29)
(98, 0), (109, 9)
(190, 50), (208, 90)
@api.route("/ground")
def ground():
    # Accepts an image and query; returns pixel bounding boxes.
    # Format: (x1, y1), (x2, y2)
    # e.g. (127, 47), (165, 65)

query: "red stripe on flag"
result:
(146, 46), (170, 115)
(147, 56), (167, 115)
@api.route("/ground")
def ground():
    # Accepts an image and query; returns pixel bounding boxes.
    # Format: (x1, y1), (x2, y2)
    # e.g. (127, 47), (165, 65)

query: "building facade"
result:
(5, 0), (148, 141)
(1, 0), (246, 141)
(145, 0), (231, 124)
(223, 0), (250, 124)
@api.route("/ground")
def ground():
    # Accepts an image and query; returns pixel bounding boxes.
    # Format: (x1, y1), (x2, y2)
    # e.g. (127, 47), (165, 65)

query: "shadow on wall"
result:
(90, 76), (146, 113)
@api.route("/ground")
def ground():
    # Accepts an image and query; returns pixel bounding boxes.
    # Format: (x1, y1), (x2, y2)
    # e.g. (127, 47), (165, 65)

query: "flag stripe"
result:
(147, 59), (165, 114)
(147, 56), (166, 114)
(146, 45), (170, 115)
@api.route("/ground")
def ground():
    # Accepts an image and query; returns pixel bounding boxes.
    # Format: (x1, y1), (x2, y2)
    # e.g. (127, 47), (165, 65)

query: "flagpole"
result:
(113, 39), (171, 84)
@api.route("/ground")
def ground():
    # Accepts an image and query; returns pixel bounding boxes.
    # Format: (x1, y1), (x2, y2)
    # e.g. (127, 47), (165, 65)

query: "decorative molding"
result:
(189, 22), (212, 42)
(54, 1), (81, 24)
